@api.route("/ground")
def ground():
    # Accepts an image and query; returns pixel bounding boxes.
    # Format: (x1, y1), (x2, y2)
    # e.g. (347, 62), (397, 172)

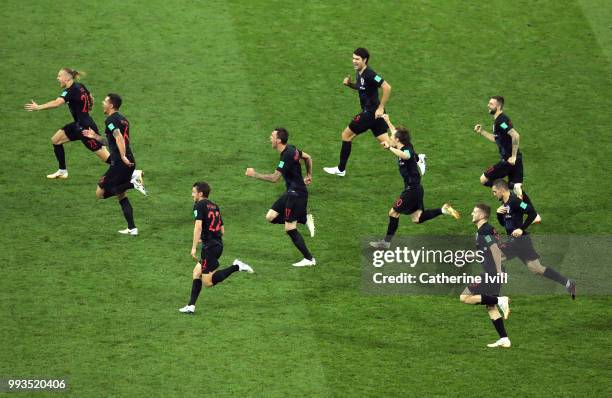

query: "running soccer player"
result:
(369, 115), (460, 249)
(245, 128), (316, 267)
(323, 48), (392, 177)
(178, 182), (254, 315)
(24, 68), (110, 179)
(491, 179), (576, 298)
(460, 203), (511, 348)
(473, 96), (524, 194)
(82, 94), (146, 235)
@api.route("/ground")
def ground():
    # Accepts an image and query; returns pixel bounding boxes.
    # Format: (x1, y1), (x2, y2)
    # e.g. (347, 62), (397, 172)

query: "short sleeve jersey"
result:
(476, 222), (501, 274)
(104, 112), (134, 162)
(58, 82), (94, 126)
(356, 67), (384, 113)
(500, 193), (532, 236)
(276, 144), (307, 196)
(398, 145), (421, 189)
(193, 199), (223, 246)
(493, 113), (521, 160)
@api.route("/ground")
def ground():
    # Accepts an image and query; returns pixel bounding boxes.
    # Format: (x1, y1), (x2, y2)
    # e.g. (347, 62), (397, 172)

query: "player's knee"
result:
(284, 223), (297, 232)
(341, 129), (355, 141)
(459, 295), (469, 303)
(95, 188), (105, 199)
(265, 213), (276, 223)
(527, 261), (545, 274)
(388, 208), (399, 217)
(203, 274), (214, 288)
(411, 214), (421, 224)
(480, 174), (489, 185)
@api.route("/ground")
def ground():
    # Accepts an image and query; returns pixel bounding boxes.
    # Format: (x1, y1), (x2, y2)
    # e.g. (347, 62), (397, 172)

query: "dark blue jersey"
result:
(398, 145), (420, 190)
(58, 82), (95, 126)
(356, 67), (384, 113)
(493, 113), (521, 160)
(276, 144), (307, 197)
(104, 112), (134, 163)
(194, 199), (223, 246)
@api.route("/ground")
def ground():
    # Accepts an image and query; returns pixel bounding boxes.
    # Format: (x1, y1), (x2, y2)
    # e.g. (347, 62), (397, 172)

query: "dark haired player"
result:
(491, 179), (576, 298)
(83, 94), (146, 235)
(324, 47), (392, 177)
(460, 203), (511, 348)
(369, 115), (460, 249)
(179, 182), (254, 314)
(24, 68), (110, 179)
(474, 96), (541, 222)
(473, 96), (523, 192)
(245, 128), (316, 267)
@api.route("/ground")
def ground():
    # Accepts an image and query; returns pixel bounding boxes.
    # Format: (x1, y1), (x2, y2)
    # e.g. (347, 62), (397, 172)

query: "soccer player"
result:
(82, 94), (146, 235)
(473, 96), (524, 195)
(323, 48), (392, 177)
(369, 115), (460, 249)
(460, 203), (511, 348)
(245, 128), (316, 267)
(491, 179), (576, 298)
(24, 68), (110, 179)
(178, 182), (254, 315)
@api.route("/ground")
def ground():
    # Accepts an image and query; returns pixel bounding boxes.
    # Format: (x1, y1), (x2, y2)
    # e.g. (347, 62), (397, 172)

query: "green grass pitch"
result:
(1, 0), (611, 396)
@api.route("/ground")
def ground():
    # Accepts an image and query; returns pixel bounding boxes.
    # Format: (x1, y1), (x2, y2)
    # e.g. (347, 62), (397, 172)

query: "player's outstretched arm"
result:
(382, 113), (397, 134)
(24, 97), (65, 112)
(245, 168), (281, 183)
(474, 124), (496, 143)
(82, 128), (107, 145)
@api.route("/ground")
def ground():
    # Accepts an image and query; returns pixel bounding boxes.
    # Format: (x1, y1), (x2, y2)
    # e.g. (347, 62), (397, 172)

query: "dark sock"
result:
(271, 214), (285, 224)
(479, 295), (498, 305)
(492, 317), (508, 338)
(53, 144), (66, 169)
(385, 217), (399, 242)
(105, 157), (112, 164)
(212, 264), (239, 285)
(119, 197), (136, 229)
(543, 267), (568, 286)
(338, 141), (352, 172)
(188, 279), (202, 305)
(287, 229), (312, 260)
(418, 208), (443, 223)
(483, 179), (493, 187)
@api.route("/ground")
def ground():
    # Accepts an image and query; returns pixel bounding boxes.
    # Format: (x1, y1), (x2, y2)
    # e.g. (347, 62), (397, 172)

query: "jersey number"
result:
(80, 94), (92, 113)
(207, 211), (222, 232)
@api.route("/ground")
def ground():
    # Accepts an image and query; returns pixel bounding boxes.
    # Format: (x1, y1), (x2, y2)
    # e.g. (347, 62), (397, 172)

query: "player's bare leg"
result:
(94, 147), (110, 163)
